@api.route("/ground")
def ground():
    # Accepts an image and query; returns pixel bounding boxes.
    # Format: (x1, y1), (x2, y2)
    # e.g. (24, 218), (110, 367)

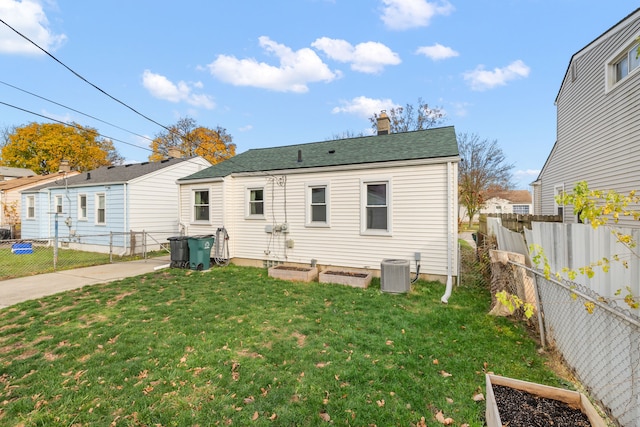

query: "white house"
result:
(532, 8), (640, 226)
(177, 120), (460, 287)
(21, 157), (210, 254)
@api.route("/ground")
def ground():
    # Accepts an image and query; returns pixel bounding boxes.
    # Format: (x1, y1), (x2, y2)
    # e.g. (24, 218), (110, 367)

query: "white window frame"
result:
(26, 195), (35, 219)
(192, 189), (210, 223)
(78, 194), (87, 220)
(305, 183), (330, 227)
(246, 187), (265, 219)
(54, 195), (63, 214)
(554, 184), (564, 221)
(360, 179), (392, 236)
(95, 193), (106, 225)
(605, 35), (640, 92)
(512, 204), (530, 215)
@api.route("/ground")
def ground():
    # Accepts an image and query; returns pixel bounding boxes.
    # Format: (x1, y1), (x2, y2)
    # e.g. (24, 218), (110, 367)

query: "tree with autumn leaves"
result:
(149, 117), (235, 165)
(1, 122), (123, 174)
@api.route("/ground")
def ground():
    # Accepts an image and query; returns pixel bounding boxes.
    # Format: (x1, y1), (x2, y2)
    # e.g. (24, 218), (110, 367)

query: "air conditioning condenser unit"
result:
(380, 259), (410, 293)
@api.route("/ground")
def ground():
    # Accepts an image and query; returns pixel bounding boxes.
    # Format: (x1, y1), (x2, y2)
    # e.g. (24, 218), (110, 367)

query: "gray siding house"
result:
(532, 8), (640, 226)
(177, 123), (460, 289)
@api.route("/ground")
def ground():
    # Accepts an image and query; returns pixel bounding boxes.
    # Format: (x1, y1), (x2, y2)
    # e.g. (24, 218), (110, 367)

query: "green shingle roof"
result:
(179, 126), (458, 181)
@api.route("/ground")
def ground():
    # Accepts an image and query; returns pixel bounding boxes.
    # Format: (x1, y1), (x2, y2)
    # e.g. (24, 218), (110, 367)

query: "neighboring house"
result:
(177, 121), (460, 284)
(0, 166), (35, 181)
(0, 171), (80, 235)
(532, 8), (640, 225)
(458, 190), (533, 224)
(21, 157), (210, 254)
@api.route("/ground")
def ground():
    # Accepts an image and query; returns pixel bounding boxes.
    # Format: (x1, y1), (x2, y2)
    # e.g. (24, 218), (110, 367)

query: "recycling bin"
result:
(167, 236), (190, 268)
(187, 235), (214, 270)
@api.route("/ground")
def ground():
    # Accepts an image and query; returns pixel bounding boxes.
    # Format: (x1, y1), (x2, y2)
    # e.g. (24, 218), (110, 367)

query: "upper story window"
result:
(26, 195), (35, 219)
(607, 40), (640, 90)
(248, 188), (264, 217)
(193, 189), (210, 222)
(554, 185), (564, 221)
(78, 194), (87, 220)
(95, 193), (106, 225)
(54, 195), (63, 214)
(306, 184), (330, 227)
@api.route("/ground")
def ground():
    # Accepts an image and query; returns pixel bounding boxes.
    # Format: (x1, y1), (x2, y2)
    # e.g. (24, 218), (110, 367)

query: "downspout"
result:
(441, 161), (454, 303)
(121, 183), (128, 256)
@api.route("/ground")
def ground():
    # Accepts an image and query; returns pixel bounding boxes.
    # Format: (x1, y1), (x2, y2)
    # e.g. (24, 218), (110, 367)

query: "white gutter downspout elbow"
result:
(441, 161), (454, 304)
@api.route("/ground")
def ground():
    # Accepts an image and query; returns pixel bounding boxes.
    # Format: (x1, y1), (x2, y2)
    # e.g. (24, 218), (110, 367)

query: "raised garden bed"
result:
(485, 374), (605, 427)
(268, 265), (318, 282)
(319, 270), (372, 288)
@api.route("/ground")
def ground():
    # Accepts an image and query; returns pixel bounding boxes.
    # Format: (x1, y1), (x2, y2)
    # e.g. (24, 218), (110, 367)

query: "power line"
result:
(0, 17), (172, 134)
(0, 80), (154, 144)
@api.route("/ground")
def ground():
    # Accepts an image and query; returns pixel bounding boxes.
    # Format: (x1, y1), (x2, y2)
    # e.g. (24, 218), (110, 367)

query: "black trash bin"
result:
(167, 236), (190, 268)
(187, 235), (214, 271)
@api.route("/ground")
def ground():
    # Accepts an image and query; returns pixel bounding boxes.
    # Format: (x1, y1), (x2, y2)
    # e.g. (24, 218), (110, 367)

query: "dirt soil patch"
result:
(493, 385), (592, 426)
(323, 271), (369, 278)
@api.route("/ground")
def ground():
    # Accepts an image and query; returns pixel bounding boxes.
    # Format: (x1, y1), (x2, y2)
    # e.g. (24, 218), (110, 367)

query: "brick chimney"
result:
(376, 110), (390, 135)
(58, 159), (71, 173)
(168, 147), (183, 158)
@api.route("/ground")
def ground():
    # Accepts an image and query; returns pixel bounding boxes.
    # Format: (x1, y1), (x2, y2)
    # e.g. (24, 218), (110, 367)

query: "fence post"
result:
(109, 232), (113, 263)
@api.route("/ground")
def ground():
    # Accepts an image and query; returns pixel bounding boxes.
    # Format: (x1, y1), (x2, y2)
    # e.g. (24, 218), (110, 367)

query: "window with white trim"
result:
(306, 184), (329, 226)
(554, 185), (564, 220)
(512, 205), (530, 215)
(54, 195), (63, 214)
(193, 189), (210, 222)
(95, 193), (106, 225)
(26, 195), (35, 219)
(362, 180), (390, 234)
(607, 39), (640, 90)
(248, 188), (264, 217)
(78, 194), (87, 220)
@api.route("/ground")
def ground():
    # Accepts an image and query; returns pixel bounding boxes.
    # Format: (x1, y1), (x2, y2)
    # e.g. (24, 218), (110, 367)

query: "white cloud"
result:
(515, 169), (540, 179)
(332, 96), (400, 118)
(380, 0), (454, 30)
(463, 60), (531, 91)
(207, 36), (339, 93)
(142, 70), (215, 109)
(239, 124), (253, 132)
(0, 0), (66, 55)
(415, 43), (458, 61)
(312, 37), (401, 73)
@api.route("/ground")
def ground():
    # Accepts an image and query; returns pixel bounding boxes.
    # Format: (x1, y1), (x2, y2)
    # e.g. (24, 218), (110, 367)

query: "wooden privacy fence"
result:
(479, 213), (562, 234)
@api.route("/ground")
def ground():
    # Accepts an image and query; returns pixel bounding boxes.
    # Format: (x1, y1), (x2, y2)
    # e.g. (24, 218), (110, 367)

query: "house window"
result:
(193, 190), (210, 222)
(54, 195), (63, 214)
(554, 185), (564, 220)
(95, 193), (106, 225)
(608, 41), (640, 88)
(306, 184), (329, 226)
(362, 180), (390, 234)
(78, 194), (87, 220)
(248, 188), (264, 217)
(513, 205), (530, 215)
(26, 195), (35, 219)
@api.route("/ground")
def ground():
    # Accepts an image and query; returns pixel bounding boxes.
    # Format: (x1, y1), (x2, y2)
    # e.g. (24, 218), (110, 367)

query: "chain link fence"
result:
(1, 231), (173, 281)
(499, 259), (640, 427)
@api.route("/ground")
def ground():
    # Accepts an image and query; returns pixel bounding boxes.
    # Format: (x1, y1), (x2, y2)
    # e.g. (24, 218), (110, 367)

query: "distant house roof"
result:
(24, 158), (194, 192)
(179, 126), (459, 181)
(486, 190), (532, 204)
(0, 166), (36, 179)
(0, 171), (80, 192)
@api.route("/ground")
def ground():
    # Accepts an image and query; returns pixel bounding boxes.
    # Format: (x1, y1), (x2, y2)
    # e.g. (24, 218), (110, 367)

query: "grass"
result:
(0, 265), (569, 426)
(0, 246), (166, 280)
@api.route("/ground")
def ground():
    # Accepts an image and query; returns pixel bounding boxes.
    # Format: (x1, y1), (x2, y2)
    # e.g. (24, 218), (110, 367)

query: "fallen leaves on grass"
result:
(319, 411), (331, 422)
(439, 370), (452, 377)
(435, 410), (454, 425)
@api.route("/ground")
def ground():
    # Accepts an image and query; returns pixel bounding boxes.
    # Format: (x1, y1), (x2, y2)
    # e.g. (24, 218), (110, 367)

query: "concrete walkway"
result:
(0, 256), (171, 309)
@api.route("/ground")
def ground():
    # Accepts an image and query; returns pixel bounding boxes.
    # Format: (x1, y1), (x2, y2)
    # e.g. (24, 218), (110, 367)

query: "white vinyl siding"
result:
(539, 12), (640, 226)
(201, 163), (457, 278)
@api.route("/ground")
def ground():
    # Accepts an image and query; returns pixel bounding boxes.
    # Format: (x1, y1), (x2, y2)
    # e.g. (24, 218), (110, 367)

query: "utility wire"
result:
(0, 80), (154, 144)
(0, 17), (172, 134)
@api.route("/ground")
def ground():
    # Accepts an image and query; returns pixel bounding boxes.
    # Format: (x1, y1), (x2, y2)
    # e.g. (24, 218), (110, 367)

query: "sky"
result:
(0, 1), (636, 190)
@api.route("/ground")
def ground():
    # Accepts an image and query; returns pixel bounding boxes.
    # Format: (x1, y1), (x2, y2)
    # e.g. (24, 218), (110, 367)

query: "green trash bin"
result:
(187, 235), (214, 270)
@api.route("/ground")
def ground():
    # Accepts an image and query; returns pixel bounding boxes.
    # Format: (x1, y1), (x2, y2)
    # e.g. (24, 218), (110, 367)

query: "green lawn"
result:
(0, 265), (568, 426)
